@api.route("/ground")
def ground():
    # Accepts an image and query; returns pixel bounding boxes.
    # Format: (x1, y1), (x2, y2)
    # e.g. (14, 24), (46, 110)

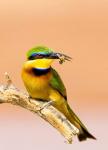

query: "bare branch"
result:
(0, 74), (79, 144)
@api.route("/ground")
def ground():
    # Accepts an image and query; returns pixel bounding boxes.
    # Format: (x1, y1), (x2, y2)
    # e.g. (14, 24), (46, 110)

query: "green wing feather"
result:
(50, 68), (67, 100)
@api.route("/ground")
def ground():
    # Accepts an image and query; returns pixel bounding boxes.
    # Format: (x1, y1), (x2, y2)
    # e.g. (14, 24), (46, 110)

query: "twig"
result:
(0, 73), (79, 144)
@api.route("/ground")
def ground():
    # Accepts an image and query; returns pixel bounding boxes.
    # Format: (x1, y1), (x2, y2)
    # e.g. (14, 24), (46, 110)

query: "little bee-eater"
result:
(22, 46), (96, 141)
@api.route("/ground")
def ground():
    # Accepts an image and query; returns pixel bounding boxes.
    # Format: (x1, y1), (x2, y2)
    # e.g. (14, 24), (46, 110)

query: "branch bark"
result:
(0, 73), (79, 144)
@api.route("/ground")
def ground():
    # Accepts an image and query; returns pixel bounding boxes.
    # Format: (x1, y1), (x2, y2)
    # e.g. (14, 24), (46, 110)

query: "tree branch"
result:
(0, 73), (79, 144)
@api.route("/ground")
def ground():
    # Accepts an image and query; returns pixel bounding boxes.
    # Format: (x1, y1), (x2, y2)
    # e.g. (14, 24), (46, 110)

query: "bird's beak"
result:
(49, 52), (72, 64)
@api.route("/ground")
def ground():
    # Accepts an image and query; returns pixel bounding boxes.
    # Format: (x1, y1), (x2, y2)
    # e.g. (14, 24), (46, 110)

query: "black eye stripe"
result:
(28, 55), (35, 60)
(28, 53), (52, 60)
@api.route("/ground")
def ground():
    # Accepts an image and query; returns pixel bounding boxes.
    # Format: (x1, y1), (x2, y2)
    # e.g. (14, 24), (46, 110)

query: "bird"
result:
(21, 46), (96, 141)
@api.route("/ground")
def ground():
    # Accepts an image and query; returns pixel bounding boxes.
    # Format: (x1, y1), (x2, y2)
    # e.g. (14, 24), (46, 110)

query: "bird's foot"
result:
(27, 95), (33, 103)
(39, 101), (54, 111)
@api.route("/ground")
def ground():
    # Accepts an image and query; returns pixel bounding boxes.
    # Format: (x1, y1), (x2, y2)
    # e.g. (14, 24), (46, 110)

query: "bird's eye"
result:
(28, 53), (44, 60)
(36, 54), (43, 59)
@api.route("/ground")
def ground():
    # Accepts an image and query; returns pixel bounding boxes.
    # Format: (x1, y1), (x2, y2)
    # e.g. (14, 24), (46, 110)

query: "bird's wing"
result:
(50, 68), (67, 100)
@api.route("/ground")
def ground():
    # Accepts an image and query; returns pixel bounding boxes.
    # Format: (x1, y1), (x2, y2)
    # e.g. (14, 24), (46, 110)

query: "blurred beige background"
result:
(0, 0), (108, 149)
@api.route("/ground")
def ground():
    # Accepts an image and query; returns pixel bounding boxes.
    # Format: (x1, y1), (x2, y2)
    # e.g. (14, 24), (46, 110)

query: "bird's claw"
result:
(39, 101), (54, 111)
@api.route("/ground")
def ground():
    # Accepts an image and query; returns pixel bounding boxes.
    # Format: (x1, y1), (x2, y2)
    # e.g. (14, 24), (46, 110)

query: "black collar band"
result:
(32, 67), (51, 76)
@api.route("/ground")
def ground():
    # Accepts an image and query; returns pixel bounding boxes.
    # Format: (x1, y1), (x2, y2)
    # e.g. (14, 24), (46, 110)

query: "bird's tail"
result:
(78, 125), (96, 141)
(66, 103), (96, 141)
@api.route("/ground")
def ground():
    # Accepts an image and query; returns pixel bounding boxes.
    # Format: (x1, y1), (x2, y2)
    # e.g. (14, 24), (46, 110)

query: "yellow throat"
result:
(24, 58), (54, 70)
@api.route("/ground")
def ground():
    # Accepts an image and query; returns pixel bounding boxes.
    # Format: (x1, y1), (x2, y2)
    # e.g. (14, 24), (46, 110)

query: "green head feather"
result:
(27, 46), (53, 58)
